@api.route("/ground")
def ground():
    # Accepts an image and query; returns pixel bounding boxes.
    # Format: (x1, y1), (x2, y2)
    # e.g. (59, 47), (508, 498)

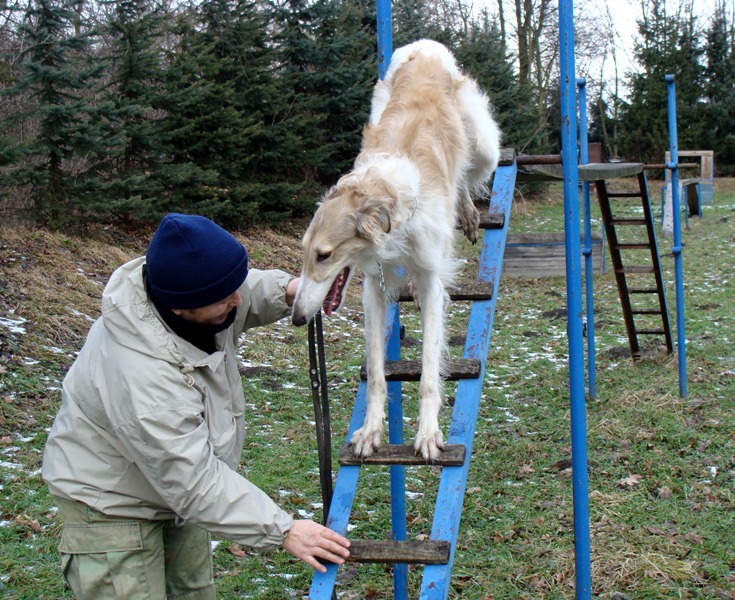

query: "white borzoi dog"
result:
(291, 40), (501, 460)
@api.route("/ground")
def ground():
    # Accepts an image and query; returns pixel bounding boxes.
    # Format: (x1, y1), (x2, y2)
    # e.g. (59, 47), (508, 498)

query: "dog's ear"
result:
(354, 194), (392, 242)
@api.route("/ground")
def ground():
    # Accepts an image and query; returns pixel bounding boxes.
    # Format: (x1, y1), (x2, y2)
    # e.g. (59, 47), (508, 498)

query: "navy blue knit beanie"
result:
(146, 213), (248, 309)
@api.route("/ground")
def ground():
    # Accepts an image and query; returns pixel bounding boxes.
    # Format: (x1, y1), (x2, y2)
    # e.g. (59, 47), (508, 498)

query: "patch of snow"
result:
(0, 315), (27, 334)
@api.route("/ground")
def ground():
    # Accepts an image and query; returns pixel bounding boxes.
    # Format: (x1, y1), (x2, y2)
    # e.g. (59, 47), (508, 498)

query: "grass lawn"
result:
(0, 177), (734, 599)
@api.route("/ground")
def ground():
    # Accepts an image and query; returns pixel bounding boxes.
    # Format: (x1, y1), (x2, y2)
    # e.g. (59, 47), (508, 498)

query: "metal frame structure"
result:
(308, 1), (687, 598)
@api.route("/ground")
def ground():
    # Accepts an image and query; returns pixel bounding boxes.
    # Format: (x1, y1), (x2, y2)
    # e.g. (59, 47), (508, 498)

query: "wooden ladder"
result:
(593, 170), (673, 358)
(308, 153), (517, 599)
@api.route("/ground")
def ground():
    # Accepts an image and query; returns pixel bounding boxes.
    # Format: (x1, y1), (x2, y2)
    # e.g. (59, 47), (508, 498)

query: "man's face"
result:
(172, 290), (243, 325)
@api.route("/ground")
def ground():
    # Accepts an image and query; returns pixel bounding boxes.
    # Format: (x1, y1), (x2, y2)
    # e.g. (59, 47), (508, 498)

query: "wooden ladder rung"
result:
(631, 309), (662, 315)
(606, 191), (643, 198)
(360, 358), (481, 381)
(397, 282), (493, 302)
(617, 265), (655, 274)
(479, 212), (505, 229)
(615, 242), (651, 250)
(610, 218), (647, 226)
(346, 540), (451, 565)
(628, 287), (659, 294)
(636, 328), (666, 335)
(338, 443), (466, 466)
(498, 147), (516, 166)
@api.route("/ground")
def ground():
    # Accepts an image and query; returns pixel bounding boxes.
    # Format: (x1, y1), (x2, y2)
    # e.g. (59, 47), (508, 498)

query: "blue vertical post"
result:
(665, 74), (688, 399)
(577, 78), (596, 400)
(376, 0), (392, 78)
(375, 5), (408, 598)
(559, 1), (592, 598)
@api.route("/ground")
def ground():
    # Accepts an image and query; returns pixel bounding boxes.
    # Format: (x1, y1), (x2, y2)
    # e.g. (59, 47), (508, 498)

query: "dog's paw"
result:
(350, 425), (384, 459)
(414, 429), (444, 462)
(457, 199), (480, 245)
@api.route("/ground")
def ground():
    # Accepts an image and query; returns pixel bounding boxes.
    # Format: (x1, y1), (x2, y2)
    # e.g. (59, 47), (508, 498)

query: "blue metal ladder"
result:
(308, 150), (517, 599)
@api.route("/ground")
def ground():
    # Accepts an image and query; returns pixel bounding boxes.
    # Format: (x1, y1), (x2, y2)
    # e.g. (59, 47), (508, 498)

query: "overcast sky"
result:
(604, 0), (723, 76)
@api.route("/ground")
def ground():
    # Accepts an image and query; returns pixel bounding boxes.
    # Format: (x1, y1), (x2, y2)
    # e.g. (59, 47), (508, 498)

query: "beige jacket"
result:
(43, 257), (295, 550)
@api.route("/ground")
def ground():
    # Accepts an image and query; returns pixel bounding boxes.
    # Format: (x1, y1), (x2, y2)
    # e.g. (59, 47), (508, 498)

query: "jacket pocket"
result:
(60, 522), (143, 554)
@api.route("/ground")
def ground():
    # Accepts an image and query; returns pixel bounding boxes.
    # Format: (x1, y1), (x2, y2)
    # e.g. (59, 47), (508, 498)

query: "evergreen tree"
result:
(620, 0), (704, 163)
(702, 2), (735, 174)
(391, 0), (447, 48)
(588, 93), (623, 160)
(285, 0), (376, 184)
(91, 0), (168, 219)
(150, 0), (259, 223)
(3, 0), (104, 227)
(268, 0), (341, 188)
(455, 12), (540, 156)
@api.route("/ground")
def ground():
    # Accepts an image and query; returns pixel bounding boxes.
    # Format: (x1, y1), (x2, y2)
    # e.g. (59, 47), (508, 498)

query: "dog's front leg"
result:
(457, 182), (480, 244)
(414, 273), (447, 461)
(350, 274), (388, 458)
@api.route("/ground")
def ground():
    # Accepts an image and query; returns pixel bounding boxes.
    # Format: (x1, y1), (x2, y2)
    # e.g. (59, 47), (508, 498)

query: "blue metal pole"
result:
(387, 310), (408, 600)
(375, 6), (408, 597)
(665, 74), (688, 399)
(559, 2), (592, 597)
(577, 78), (596, 400)
(376, 0), (392, 79)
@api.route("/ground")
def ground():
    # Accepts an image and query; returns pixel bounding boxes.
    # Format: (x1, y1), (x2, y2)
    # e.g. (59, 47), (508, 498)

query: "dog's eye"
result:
(317, 251), (331, 262)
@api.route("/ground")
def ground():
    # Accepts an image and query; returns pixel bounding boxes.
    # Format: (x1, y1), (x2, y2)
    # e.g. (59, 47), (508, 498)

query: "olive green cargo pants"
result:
(54, 497), (216, 599)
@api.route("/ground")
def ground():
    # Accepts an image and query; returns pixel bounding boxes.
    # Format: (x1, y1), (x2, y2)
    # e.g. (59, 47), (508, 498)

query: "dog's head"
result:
(291, 169), (401, 326)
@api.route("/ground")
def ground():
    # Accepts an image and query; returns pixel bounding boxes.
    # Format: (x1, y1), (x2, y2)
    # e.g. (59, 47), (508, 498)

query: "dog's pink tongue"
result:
(323, 282), (340, 316)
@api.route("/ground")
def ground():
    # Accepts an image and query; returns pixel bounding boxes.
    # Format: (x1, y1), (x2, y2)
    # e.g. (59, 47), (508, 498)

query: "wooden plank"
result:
(397, 282), (493, 302)
(347, 540), (451, 565)
(478, 212), (505, 229)
(578, 162), (643, 180)
(684, 182), (701, 216)
(502, 232), (604, 278)
(338, 443), (466, 466)
(360, 358), (481, 381)
(498, 147), (515, 166)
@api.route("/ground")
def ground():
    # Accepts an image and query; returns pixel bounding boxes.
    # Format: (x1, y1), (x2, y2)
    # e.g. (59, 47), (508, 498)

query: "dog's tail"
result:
(456, 78), (502, 193)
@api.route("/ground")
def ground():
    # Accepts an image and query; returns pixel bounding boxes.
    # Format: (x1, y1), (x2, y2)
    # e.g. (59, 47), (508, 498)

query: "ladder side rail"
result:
(309, 303), (400, 599)
(638, 172), (674, 352)
(595, 180), (641, 357)
(420, 161), (516, 599)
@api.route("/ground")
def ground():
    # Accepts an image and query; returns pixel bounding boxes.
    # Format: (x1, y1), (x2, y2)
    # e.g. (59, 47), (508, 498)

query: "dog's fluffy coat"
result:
(291, 40), (501, 460)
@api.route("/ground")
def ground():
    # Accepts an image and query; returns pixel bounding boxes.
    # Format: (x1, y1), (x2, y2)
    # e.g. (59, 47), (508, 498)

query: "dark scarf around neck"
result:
(144, 268), (237, 354)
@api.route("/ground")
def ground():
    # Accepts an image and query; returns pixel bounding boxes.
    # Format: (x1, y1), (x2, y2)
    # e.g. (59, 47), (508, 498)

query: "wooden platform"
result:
(502, 232), (605, 278)
(516, 161), (643, 182)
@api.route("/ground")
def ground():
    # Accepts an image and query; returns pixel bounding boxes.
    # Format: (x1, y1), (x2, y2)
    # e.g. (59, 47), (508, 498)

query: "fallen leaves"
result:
(656, 485), (672, 499)
(14, 513), (42, 535)
(227, 543), (246, 558)
(616, 474), (643, 488)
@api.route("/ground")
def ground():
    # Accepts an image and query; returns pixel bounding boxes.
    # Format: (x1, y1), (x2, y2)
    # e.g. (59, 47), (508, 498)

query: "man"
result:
(42, 213), (350, 599)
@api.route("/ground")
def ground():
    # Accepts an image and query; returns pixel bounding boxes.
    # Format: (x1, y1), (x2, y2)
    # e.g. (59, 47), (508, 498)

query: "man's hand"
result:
(286, 277), (300, 308)
(282, 519), (350, 573)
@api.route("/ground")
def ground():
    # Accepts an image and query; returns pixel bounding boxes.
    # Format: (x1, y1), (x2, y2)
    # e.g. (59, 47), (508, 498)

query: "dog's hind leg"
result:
(457, 182), (480, 244)
(350, 274), (388, 458)
(413, 272), (448, 461)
